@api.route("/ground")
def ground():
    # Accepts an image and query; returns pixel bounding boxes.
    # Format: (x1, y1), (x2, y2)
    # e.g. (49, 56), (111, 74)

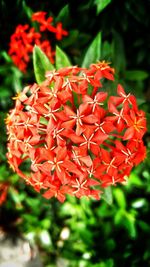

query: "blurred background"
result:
(0, 1), (150, 266)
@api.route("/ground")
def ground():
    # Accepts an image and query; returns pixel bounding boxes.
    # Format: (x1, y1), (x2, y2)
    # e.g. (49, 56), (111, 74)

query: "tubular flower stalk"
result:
(6, 62), (147, 202)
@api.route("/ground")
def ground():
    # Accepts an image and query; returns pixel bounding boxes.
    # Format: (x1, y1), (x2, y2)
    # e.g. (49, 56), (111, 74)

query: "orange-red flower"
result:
(6, 62), (147, 202)
(8, 11), (68, 72)
(54, 22), (68, 40)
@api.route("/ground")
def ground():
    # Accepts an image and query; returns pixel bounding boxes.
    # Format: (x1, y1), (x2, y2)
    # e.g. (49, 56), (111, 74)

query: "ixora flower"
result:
(6, 61), (147, 202)
(8, 11), (68, 72)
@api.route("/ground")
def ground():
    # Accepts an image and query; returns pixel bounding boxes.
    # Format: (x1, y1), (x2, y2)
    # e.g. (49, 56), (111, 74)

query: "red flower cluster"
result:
(8, 11), (68, 72)
(6, 61), (147, 202)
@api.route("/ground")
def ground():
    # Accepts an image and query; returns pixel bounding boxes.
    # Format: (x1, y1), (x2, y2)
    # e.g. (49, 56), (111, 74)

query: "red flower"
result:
(9, 12), (69, 72)
(32, 11), (47, 23)
(71, 176), (100, 199)
(54, 22), (68, 40)
(6, 61), (147, 202)
(39, 17), (56, 32)
(123, 110), (146, 140)
(82, 92), (108, 112)
(61, 103), (98, 136)
(109, 84), (137, 109)
(71, 145), (93, 167)
(108, 102), (126, 132)
(90, 61), (115, 80)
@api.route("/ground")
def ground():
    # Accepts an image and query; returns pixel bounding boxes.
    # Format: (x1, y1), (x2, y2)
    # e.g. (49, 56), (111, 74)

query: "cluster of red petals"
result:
(8, 11), (68, 72)
(6, 61), (147, 202)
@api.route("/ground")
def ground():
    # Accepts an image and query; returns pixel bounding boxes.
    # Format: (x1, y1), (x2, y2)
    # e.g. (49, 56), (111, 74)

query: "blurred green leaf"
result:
(125, 70), (149, 81)
(56, 46), (72, 69)
(115, 209), (136, 238)
(88, 259), (114, 267)
(123, 211), (137, 238)
(22, 214), (39, 224)
(33, 45), (54, 84)
(9, 174), (20, 184)
(80, 197), (93, 217)
(101, 186), (113, 205)
(9, 187), (25, 205)
(94, 0), (112, 15)
(136, 98), (146, 105)
(127, 172), (143, 187)
(22, 0), (33, 19)
(138, 221), (150, 233)
(40, 219), (51, 229)
(1, 51), (12, 63)
(82, 32), (101, 68)
(0, 87), (11, 97)
(101, 41), (113, 60)
(56, 4), (70, 26)
(11, 66), (23, 93)
(0, 165), (9, 180)
(113, 188), (126, 209)
(26, 196), (41, 209)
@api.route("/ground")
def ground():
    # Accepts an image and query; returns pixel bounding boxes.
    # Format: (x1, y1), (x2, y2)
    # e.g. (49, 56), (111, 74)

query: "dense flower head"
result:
(8, 11), (68, 72)
(6, 61), (147, 202)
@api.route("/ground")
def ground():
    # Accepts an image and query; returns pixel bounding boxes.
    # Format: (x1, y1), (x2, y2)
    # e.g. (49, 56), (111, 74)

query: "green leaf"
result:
(0, 87), (11, 97)
(0, 165), (9, 181)
(125, 70), (149, 81)
(11, 66), (23, 93)
(56, 4), (70, 27)
(123, 211), (137, 238)
(22, 0), (33, 19)
(102, 186), (113, 205)
(127, 172), (143, 187)
(94, 0), (112, 15)
(1, 51), (12, 63)
(93, 259), (114, 267)
(101, 41), (113, 59)
(114, 209), (136, 238)
(113, 188), (126, 209)
(33, 45), (54, 84)
(136, 98), (146, 105)
(82, 32), (101, 68)
(56, 46), (72, 69)
(138, 221), (150, 233)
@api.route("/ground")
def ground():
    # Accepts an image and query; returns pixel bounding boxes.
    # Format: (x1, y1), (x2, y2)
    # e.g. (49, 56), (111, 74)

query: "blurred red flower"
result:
(8, 11), (68, 72)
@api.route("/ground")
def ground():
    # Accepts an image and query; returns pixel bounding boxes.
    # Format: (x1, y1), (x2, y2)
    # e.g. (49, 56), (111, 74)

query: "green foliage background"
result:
(0, 1), (150, 267)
